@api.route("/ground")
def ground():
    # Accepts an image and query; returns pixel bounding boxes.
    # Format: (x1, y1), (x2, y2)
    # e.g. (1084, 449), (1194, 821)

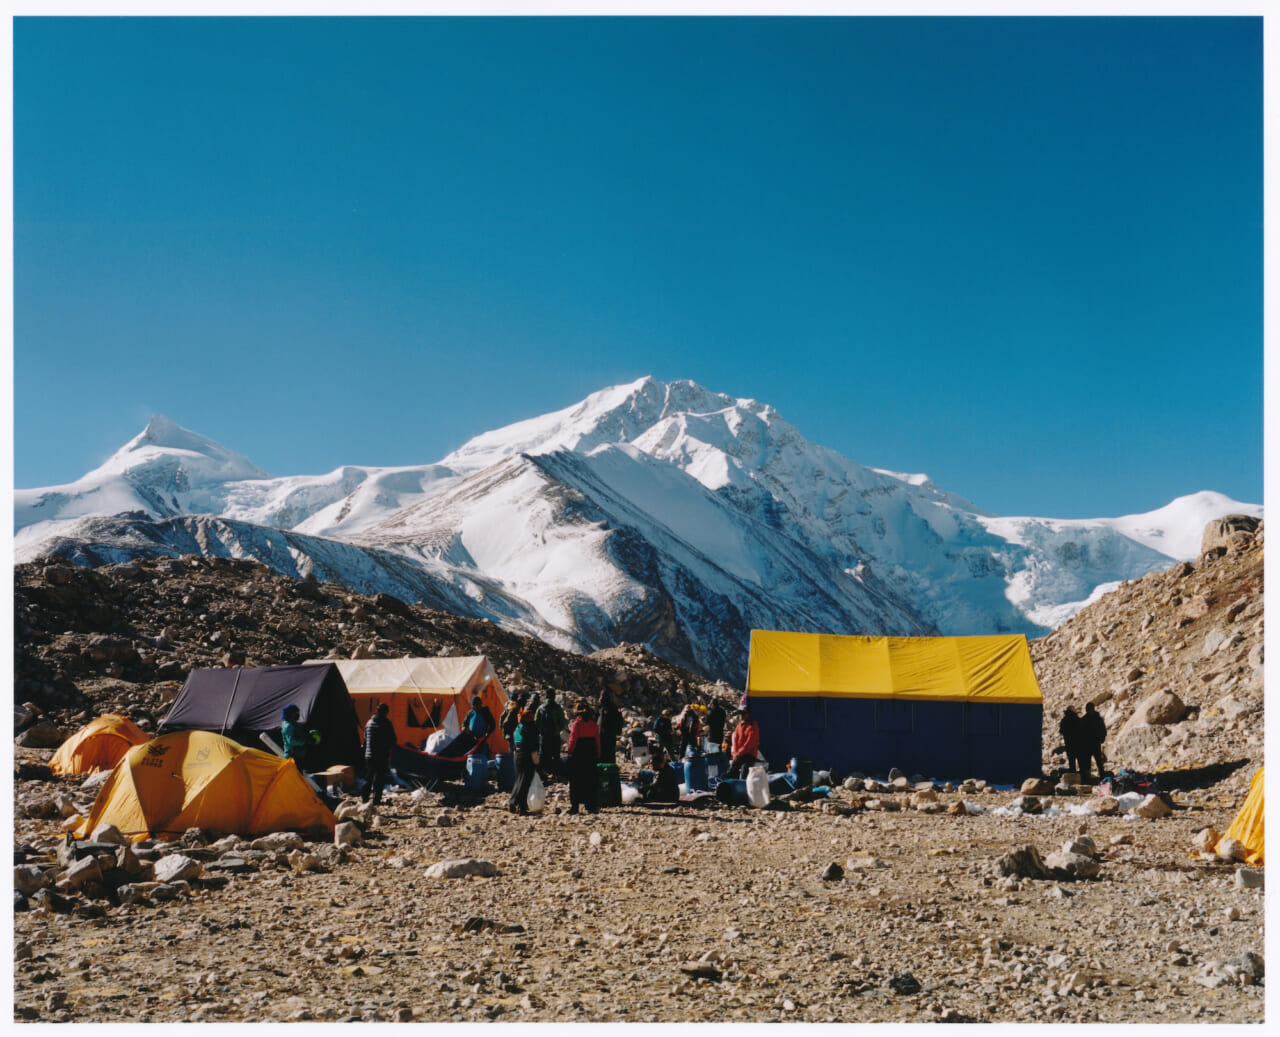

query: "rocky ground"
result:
(12, 763), (1266, 1024)
(12, 515), (1265, 1023)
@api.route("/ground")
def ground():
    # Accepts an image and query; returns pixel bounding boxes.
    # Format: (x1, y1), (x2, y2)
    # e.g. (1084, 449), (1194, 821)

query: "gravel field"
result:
(13, 775), (1265, 1025)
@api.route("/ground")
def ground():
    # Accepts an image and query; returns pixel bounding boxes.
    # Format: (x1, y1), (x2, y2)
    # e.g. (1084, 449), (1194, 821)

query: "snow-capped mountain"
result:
(14, 378), (1262, 684)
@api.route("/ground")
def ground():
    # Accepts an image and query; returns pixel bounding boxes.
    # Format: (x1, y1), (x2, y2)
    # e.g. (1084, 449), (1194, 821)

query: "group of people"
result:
(502, 689), (621, 815)
(1058, 702), (1108, 782)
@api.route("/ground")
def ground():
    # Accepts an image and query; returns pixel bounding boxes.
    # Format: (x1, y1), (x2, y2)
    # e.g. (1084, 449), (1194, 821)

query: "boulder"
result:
(1131, 794), (1172, 819)
(993, 845), (1048, 880)
(1044, 851), (1101, 881)
(1234, 868), (1264, 890)
(251, 832), (306, 853)
(1190, 828), (1221, 855)
(1020, 777), (1054, 796)
(90, 823), (127, 846)
(1200, 514), (1260, 555)
(425, 858), (499, 880)
(153, 854), (203, 883)
(1130, 689), (1186, 726)
(15, 721), (64, 749)
(14, 864), (50, 897)
(63, 855), (104, 891)
(334, 821), (363, 848)
(1216, 836), (1248, 861)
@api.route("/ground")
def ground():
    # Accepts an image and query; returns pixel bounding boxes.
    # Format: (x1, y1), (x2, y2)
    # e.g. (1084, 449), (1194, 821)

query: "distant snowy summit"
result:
(14, 377), (1262, 684)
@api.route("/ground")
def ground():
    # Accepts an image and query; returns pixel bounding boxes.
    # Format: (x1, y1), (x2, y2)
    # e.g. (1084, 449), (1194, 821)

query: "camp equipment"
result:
(745, 631), (1044, 784)
(715, 779), (750, 806)
(684, 751), (710, 791)
(746, 765), (770, 807)
(464, 753), (489, 793)
(789, 757), (813, 787)
(495, 753), (517, 792)
(597, 762), (622, 807)
(159, 663), (361, 770)
(75, 730), (335, 843)
(1219, 767), (1264, 864)
(50, 714), (149, 777)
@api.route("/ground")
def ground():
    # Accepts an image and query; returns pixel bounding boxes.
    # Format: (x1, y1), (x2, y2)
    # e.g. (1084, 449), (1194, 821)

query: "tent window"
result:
(405, 702), (427, 729)
(965, 703), (1001, 736)
(875, 700), (913, 733)
(788, 698), (826, 731)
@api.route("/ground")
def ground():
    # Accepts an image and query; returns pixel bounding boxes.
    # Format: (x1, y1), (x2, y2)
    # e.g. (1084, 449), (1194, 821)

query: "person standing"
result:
(726, 707), (761, 779)
(706, 699), (727, 750)
(1059, 707), (1085, 779)
(676, 703), (702, 757)
(1083, 702), (1108, 782)
(566, 704), (602, 815)
(509, 709), (541, 815)
(536, 690), (567, 780)
(500, 693), (524, 746)
(362, 703), (397, 806)
(597, 688), (623, 764)
(652, 709), (676, 760)
(463, 694), (496, 751)
(280, 704), (311, 769)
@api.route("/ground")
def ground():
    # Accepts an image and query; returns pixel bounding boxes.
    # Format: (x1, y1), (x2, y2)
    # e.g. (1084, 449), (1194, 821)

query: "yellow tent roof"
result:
(746, 631), (1043, 705)
(50, 714), (149, 776)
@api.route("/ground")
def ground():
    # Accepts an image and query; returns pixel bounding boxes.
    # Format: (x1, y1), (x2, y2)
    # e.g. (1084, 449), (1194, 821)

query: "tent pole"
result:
(220, 669), (242, 737)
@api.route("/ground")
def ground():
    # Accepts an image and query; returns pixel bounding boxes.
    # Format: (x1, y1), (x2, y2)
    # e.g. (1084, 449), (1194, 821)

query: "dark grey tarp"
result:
(158, 663), (362, 769)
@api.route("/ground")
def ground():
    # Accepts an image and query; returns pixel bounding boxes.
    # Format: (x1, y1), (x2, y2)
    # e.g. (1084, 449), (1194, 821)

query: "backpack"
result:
(467, 706), (494, 738)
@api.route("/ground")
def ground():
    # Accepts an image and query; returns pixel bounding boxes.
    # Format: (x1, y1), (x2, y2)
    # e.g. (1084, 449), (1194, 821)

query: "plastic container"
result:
(789, 758), (813, 787)
(746, 765), (770, 808)
(597, 762), (622, 808)
(715, 779), (750, 806)
(464, 754), (489, 793)
(684, 752), (710, 792)
(495, 753), (516, 793)
(705, 752), (722, 789)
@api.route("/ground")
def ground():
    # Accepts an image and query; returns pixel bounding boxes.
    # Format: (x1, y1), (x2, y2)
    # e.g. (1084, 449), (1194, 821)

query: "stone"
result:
(589, 832), (606, 847)
(425, 858), (499, 880)
(14, 864), (50, 897)
(90, 823), (127, 846)
(1020, 778), (1054, 796)
(1190, 828), (1221, 854)
(15, 720), (65, 748)
(1200, 514), (1260, 555)
(334, 822), (363, 848)
(1044, 851), (1101, 881)
(910, 789), (938, 808)
(1063, 836), (1097, 858)
(820, 862), (844, 881)
(63, 855), (104, 891)
(251, 832), (306, 853)
(1130, 689), (1186, 726)
(1131, 794), (1172, 819)
(1233, 868), (1264, 890)
(993, 845), (1048, 880)
(1215, 836), (1248, 861)
(154, 854), (203, 883)
(888, 973), (921, 995)
(1092, 796), (1119, 816)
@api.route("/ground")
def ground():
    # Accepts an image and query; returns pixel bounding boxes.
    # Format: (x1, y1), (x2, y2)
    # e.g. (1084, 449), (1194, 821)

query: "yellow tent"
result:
(75, 730), (335, 843)
(50, 714), (150, 776)
(1219, 767), (1264, 865)
(325, 656), (511, 753)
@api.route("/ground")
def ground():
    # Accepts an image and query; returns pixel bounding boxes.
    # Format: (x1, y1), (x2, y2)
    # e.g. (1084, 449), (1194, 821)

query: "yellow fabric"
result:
(1220, 767), (1264, 865)
(75, 730), (335, 843)
(328, 656), (511, 753)
(746, 631), (1043, 704)
(49, 714), (149, 776)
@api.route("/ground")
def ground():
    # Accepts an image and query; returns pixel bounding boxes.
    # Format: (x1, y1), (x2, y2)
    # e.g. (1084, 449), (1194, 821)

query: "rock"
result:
(1216, 836), (1248, 861)
(334, 822), (363, 848)
(589, 832), (606, 847)
(15, 721), (64, 748)
(993, 845), (1047, 880)
(1063, 836), (1097, 858)
(888, 973), (921, 995)
(63, 855), (104, 891)
(153, 854), (203, 883)
(1020, 777), (1054, 796)
(821, 862), (844, 881)
(1130, 689), (1186, 726)
(1233, 868), (1264, 890)
(250, 832), (305, 853)
(1201, 514), (1260, 555)
(1191, 828), (1221, 854)
(910, 789), (938, 808)
(14, 864), (50, 897)
(1131, 794), (1172, 819)
(89, 823), (127, 846)
(946, 800), (969, 816)
(425, 858), (499, 880)
(1043, 851), (1101, 881)
(1092, 796), (1119, 816)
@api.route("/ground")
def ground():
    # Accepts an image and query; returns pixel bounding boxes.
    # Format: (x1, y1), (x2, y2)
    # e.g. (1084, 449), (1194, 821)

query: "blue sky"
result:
(14, 16), (1262, 518)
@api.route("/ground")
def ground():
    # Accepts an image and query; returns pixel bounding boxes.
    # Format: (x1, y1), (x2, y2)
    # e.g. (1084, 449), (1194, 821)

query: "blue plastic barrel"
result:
(464, 754), (489, 793)
(684, 752), (709, 791)
(715, 779), (750, 806)
(789, 758), (813, 787)
(495, 753), (516, 792)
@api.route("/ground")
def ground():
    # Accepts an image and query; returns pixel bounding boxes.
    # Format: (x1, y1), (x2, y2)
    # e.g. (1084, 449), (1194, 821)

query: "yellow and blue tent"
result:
(745, 631), (1044, 783)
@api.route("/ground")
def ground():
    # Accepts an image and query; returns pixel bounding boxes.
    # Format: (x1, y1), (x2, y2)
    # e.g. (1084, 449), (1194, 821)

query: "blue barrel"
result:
(668, 761), (686, 786)
(715, 779), (750, 806)
(684, 752), (709, 791)
(465, 754), (489, 793)
(789, 758), (813, 787)
(495, 753), (516, 792)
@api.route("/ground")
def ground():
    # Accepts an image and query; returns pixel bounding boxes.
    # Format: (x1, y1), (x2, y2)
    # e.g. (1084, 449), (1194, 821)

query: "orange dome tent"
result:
(50, 714), (149, 777)
(1218, 767), (1264, 865)
(75, 730), (335, 843)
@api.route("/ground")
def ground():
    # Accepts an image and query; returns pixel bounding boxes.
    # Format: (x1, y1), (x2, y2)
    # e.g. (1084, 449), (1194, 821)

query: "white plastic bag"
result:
(620, 782), (642, 805)
(425, 729), (451, 754)
(746, 765), (770, 808)
(527, 771), (547, 813)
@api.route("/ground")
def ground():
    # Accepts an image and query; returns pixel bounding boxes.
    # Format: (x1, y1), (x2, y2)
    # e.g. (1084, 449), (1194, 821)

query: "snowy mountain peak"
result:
(96, 414), (270, 482)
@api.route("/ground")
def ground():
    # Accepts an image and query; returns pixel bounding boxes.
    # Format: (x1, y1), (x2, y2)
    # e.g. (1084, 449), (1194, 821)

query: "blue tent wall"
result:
(750, 696), (1042, 784)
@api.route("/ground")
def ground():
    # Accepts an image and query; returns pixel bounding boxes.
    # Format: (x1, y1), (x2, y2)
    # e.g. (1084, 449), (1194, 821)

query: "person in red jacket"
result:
(566, 703), (602, 815)
(726, 706), (761, 779)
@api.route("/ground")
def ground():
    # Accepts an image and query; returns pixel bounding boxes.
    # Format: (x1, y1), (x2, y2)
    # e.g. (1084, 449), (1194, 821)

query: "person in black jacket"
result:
(362, 703), (397, 806)
(1082, 702), (1108, 782)
(597, 688), (623, 764)
(706, 700), (727, 750)
(509, 709), (541, 815)
(1059, 707), (1084, 779)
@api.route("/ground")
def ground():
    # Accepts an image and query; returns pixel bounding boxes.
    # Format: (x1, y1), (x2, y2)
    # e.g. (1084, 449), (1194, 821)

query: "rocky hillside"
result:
(13, 554), (736, 746)
(1030, 515), (1263, 788)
